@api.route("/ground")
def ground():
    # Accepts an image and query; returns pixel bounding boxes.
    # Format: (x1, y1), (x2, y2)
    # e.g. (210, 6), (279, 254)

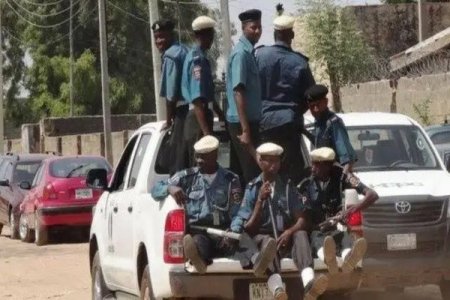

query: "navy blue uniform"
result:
(256, 42), (315, 184)
(298, 166), (367, 255)
(313, 111), (357, 166)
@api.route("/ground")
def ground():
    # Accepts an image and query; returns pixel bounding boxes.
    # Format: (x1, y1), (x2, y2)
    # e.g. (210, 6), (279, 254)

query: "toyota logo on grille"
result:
(395, 201), (411, 214)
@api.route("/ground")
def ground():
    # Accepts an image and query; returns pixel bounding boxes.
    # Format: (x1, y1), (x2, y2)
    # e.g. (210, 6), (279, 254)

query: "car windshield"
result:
(50, 157), (111, 178)
(347, 125), (440, 172)
(14, 162), (42, 183)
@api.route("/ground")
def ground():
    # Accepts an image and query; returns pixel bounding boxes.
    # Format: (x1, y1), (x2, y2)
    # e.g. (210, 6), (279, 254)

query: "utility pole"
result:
(418, 0), (425, 42)
(69, 0), (74, 116)
(0, 2), (4, 154)
(176, 0), (181, 42)
(98, 0), (113, 163)
(220, 0), (232, 60)
(148, 0), (164, 121)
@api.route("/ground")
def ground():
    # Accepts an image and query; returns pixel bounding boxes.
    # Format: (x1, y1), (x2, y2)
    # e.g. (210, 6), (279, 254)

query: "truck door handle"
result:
(127, 206), (133, 213)
(113, 206), (118, 213)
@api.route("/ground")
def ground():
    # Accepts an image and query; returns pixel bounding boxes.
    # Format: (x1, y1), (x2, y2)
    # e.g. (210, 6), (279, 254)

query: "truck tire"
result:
(440, 280), (450, 300)
(10, 210), (19, 239)
(92, 252), (113, 300)
(34, 213), (48, 246)
(140, 265), (156, 300)
(19, 214), (34, 243)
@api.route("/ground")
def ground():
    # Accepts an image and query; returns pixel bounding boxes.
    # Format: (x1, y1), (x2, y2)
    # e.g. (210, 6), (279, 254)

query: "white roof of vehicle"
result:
(305, 112), (415, 127)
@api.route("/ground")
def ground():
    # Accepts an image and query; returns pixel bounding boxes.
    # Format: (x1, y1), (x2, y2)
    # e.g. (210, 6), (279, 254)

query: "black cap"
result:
(305, 84), (329, 102)
(151, 19), (175, 32)
(238, 9), (262, 23)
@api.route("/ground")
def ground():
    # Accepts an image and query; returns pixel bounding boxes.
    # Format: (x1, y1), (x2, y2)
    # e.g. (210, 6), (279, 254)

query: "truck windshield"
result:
(347, 125), (440, 172)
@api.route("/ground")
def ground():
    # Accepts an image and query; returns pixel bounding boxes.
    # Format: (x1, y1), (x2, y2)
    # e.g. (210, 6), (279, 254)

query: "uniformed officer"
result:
(305, 84), (357, 173)
(151, 136), (274, 277)
(256, 14), (315, 185)
(152, 19), (189, 174)
(226, 9), (263, 185)
(182, 16), (223, 167)
(298, 147), (378, 275)
(231, 143), (328, 300)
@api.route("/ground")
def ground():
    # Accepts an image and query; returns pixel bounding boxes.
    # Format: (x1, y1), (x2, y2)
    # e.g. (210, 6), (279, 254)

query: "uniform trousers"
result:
(184, 108), (214, 167)
(168, 105), (189, 175)
(228, 122), (261, 185)
(238, 231), (313, 274)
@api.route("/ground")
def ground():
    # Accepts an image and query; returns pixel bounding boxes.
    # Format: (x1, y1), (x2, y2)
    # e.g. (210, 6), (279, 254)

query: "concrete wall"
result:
(348, 3), (450, 58)
(341, 72), (450, 125)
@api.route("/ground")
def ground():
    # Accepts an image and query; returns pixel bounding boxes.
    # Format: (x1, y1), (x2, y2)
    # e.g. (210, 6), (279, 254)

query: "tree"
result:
(302, 0), (375, 112)
(3, 0), (210, 126)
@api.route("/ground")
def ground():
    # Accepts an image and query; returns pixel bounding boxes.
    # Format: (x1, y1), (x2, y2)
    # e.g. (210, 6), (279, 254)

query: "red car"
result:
(19, 156), (112, 246)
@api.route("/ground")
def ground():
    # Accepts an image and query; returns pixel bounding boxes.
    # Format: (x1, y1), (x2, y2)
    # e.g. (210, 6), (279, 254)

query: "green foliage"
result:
(2, 0), (210, 127)
(413, 98), (432, 126)
(304, 0), (375, 86)
(302, 0), (375, 111)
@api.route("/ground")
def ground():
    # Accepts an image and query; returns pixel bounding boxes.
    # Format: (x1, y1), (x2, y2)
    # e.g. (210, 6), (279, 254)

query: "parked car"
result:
(425, 123), (450, 167)
(0, 153), (50, 239)
(20, 155), (112, 245)
(305, 113), (450, 298)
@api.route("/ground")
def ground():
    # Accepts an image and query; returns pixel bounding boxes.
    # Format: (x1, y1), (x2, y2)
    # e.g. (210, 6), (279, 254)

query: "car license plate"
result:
(75, 188), (93, 199)
(249, 283), (273, 300)
(387, 233), (417, 251)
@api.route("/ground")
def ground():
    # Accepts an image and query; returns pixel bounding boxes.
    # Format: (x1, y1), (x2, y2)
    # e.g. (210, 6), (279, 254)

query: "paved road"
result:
(0, 226), (444, 300)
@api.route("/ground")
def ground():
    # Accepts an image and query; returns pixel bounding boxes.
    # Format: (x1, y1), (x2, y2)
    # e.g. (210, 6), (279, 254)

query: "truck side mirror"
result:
(86, 169), (108, 190)
(0, 179), (10, 187)
(19, 181), (31, 190)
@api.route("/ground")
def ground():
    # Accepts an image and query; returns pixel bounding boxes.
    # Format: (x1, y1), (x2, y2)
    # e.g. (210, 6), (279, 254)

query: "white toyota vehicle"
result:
(89, 112), (450, 299)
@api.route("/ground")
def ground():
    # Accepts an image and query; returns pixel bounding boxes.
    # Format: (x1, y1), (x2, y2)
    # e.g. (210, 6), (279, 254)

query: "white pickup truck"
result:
(89, 112), (450, 300)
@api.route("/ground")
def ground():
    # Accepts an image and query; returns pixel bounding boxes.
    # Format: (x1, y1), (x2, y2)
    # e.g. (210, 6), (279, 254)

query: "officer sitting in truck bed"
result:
(298, 147), (378, 275)
(151, 135), (275, 276)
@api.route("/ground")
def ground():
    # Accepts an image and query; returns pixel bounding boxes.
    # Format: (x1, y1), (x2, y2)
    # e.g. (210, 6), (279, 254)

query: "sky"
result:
(202, 0), (381, 46)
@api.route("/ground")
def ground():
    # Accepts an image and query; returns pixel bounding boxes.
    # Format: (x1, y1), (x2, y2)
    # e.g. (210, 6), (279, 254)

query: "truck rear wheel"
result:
(440, 280), (450, 300)
(92, 252), (113, 300)
(140, 265), (155, 300)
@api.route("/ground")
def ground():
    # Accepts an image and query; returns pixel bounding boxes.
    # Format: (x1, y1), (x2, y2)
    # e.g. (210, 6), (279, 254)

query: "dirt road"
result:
(0, 226), (444, 300)
(0, 227), (90, 300)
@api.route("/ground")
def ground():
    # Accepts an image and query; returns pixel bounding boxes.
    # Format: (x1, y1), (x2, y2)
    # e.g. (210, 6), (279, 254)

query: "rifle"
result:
(190, 225), (242, 240)
(318, 211), (347, 233)
(267, 195), (282, 272)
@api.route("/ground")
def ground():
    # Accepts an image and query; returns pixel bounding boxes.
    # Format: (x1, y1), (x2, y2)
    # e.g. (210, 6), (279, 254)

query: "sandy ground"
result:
(0, 226), (444, 300)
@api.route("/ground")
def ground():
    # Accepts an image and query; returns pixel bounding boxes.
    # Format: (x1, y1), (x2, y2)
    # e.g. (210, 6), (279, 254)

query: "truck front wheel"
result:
(440, 280), (450, 300)
(91, 252), (113, 300)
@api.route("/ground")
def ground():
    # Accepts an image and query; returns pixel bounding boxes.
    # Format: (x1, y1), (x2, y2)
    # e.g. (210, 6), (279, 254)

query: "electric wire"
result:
(10, 0), (82, 18)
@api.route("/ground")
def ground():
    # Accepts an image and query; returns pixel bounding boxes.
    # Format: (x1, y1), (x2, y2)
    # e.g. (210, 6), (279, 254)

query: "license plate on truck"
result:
(75, 188), (93, 199)
(249, 283), (273, 300)
(387, 233), (417, 251)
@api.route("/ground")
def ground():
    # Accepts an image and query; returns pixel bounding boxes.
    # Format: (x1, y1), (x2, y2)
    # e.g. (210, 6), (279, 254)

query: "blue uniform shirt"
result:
(230, 175), (304, 233)
(160, 42), (188, 104)
(151, 166), (242, 227)
(181, 45), (215, 104)
(314, 110), (357, 165)
(226, 36), (262, 123)
(255, 42), (315, 131)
